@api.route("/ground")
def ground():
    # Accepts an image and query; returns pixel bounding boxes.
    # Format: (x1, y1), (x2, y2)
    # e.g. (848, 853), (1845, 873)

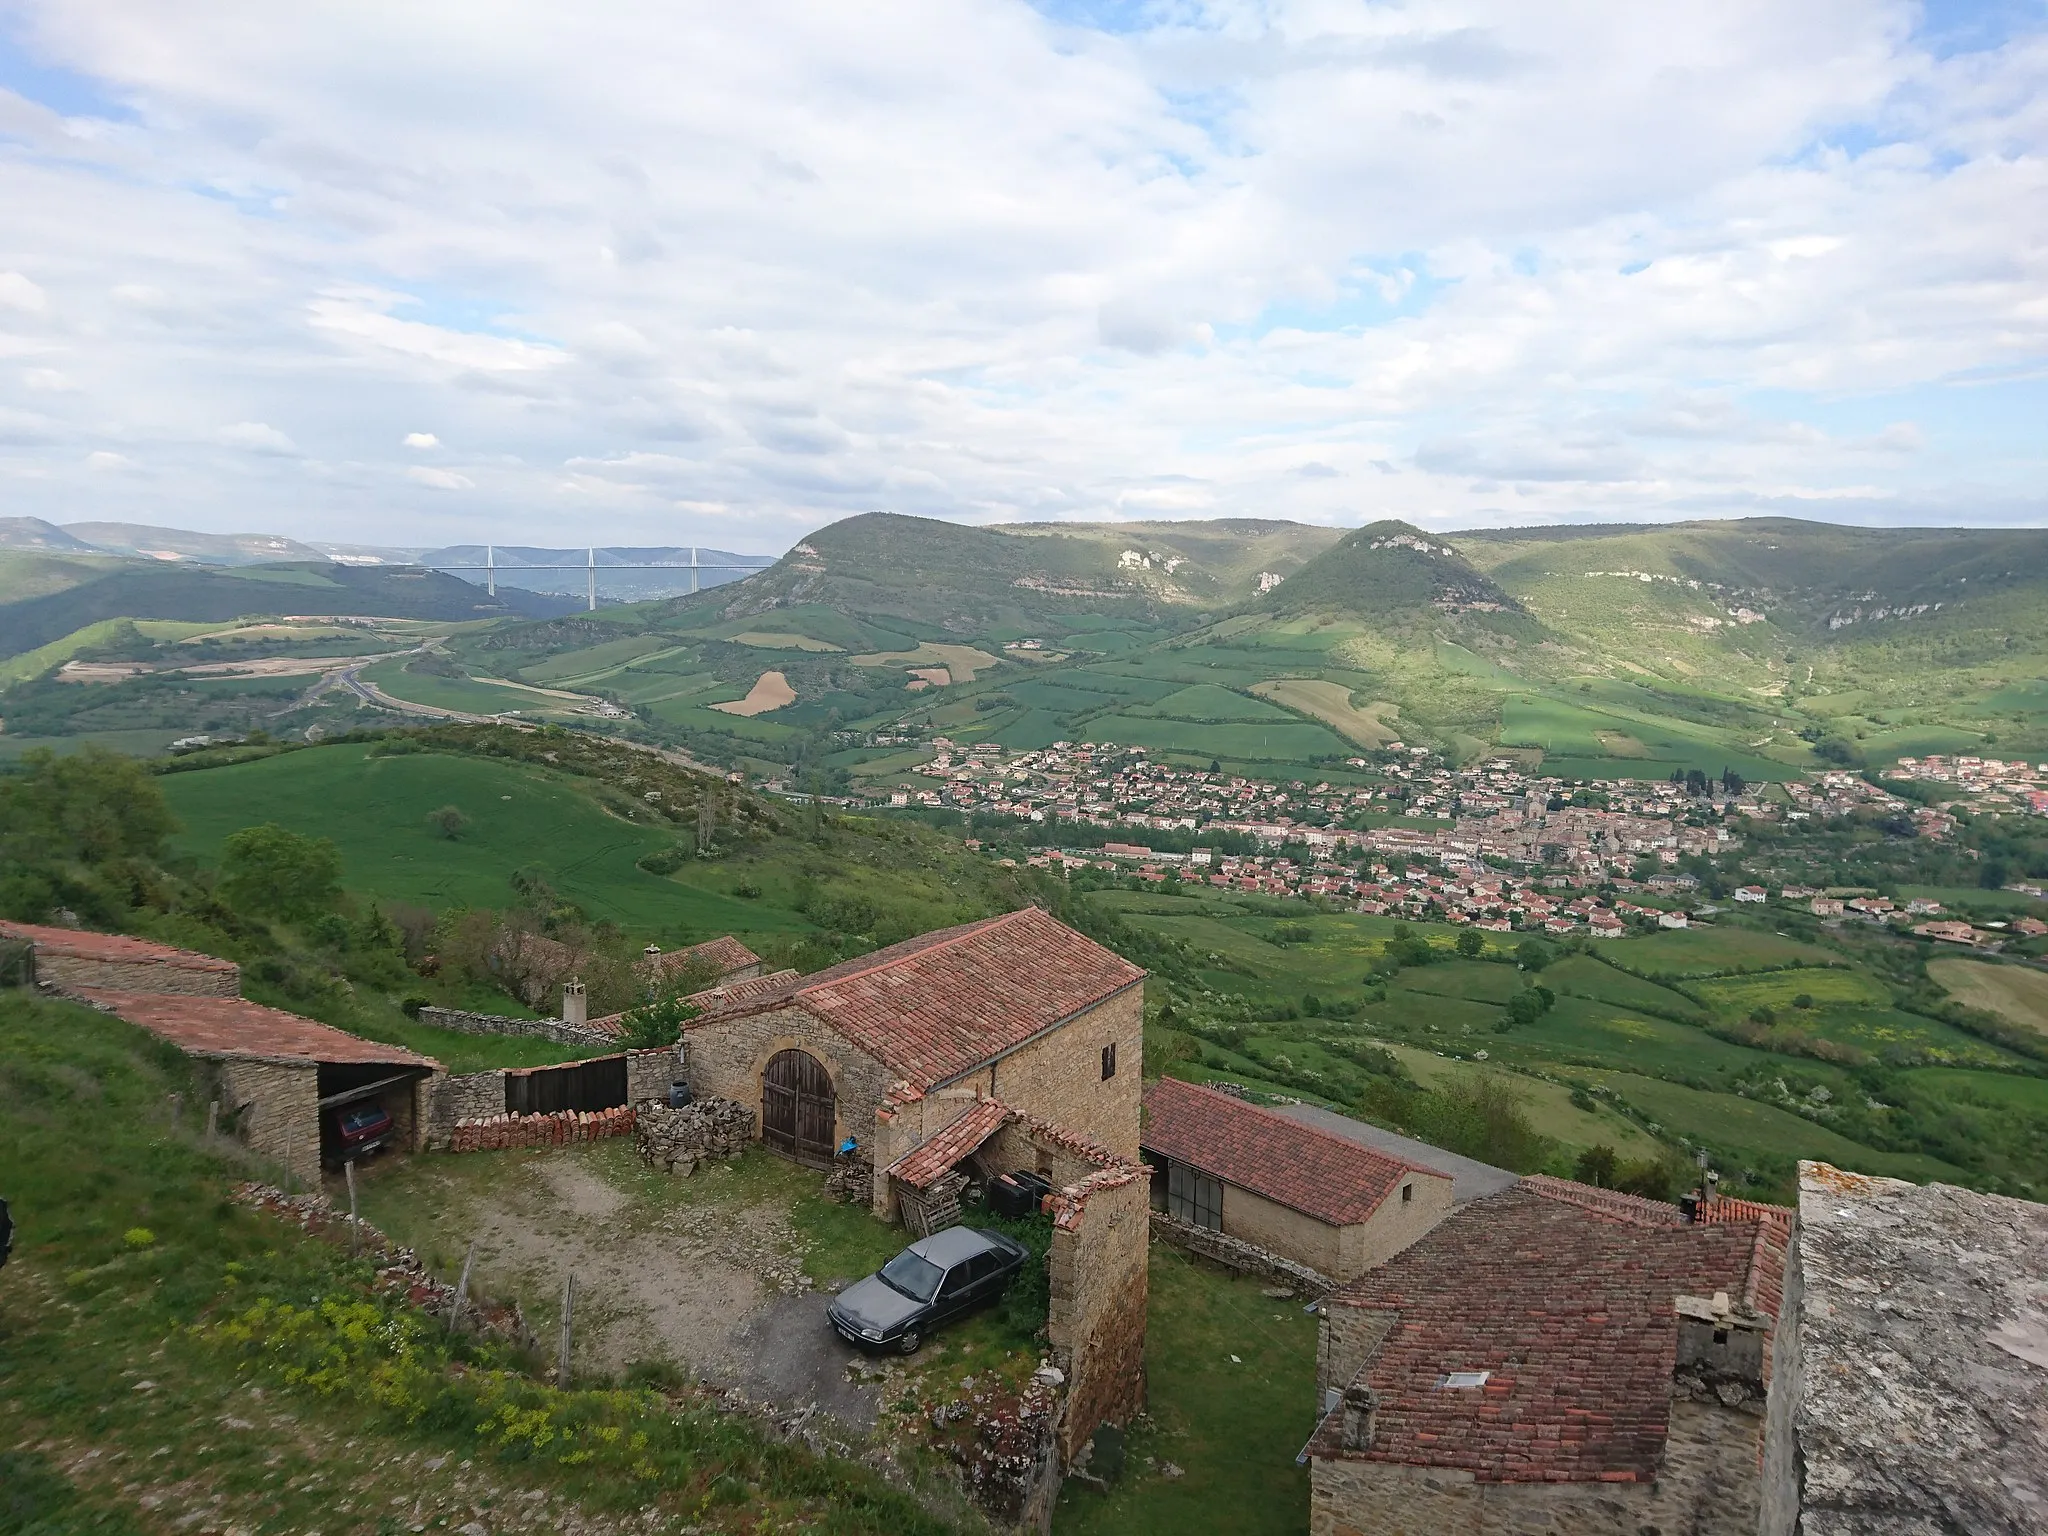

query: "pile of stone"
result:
(635, 1096), (754, 1176)
(822, 1158), (872, 1206)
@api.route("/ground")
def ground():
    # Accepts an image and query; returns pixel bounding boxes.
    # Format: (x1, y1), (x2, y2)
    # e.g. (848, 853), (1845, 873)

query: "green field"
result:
(1907, 1068), (2048, 1114)
(1614, 928), (1839, 976)
(1692, 969), (1893, 1014)
(160, 744), (803, 937)
(1582, 1070), (1968, 1182)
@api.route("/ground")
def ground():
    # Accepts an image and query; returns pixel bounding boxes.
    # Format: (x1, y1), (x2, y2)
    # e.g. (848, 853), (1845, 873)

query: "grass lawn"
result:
(160, 743), (801, 937)
(1054, 1243), (1316, 1536)
(1691, 968), (1892, 1015)
(1541, 954), (1704, 1018)
(1906, 1067), (2048, 1114)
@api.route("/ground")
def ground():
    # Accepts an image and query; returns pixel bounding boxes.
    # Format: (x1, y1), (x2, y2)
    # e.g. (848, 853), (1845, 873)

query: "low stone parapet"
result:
(449, 1104), (636, 1152)
(634, 1097), (754, 1175)
(417, 1005), (617, 1050)
(1150, 1210), (1335, 1298)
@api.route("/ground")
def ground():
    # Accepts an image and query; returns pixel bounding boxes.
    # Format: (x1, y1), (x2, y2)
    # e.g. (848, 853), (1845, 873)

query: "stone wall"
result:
(213, 1057), (321, 1185)
(682, 1003), (895, 1161)
(1046, 1164), (1150, 1461)
(38, 951), (240, 998)
(971, 985), (1144, 1161)
(449, 1105), (636, 1152)
(428, 1069), (507, 1147)
(1213, 1178), (1349, 1277)
(1337, 1171), (1455, 1280)
(626, 1046), (681, 1105)
(418, 1005), (616, 1051)
(1309, 1402), (1766, 1536)
(1150, 1210), (1335, 1297)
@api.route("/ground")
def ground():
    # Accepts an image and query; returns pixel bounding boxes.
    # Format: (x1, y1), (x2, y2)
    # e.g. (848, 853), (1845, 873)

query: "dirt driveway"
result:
(351, 1141), (888, 1430)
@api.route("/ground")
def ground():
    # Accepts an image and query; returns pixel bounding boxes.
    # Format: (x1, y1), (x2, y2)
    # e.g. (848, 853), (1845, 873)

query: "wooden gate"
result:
(505, 1054), (628, 1117)
(761, 1049), (835, 1166)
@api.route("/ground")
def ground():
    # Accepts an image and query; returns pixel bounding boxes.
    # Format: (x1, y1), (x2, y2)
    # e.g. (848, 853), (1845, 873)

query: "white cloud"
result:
(0, 1), (2039, 542)
(217, 420), (297, 454)
(0, 272), (48, 313)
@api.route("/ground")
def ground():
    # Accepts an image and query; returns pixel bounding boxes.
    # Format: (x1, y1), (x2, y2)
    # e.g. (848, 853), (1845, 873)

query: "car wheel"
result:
(897, 1328), (921, 1355)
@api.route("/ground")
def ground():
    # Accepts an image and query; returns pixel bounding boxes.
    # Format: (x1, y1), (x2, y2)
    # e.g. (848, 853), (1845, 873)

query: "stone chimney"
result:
(1674, 1290), (1768, 1411)
(1339, 1384), (1377, 1451)
(561, 978), (587, 1028)
(644, 944), (662, 962)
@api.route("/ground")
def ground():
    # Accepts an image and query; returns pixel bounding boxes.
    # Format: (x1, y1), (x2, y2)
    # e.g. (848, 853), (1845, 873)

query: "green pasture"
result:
(1506, 998), (1771, 1079)
(159, 744), (806, 936)
(1691, 969), (1892, 1015)
(1132, 683), (1296, 722)
(1370, 1044), (1664, 1157)
(1373, 989), (1507, 1034)
(1381, 960), (1525, 1004)
(0, 727), (192, 761)
(1906, 1068), (2048, 1115)
(519, 635), (677, 683)
(1614, 927), (1838, 976)
(360, 659), (551, 717)
(1499, 693), (1790, 782)
(1540, 954), (1704, 1018)
(1583, 1071), (1967, 1183)
(1792, 1007), (2024, 1068)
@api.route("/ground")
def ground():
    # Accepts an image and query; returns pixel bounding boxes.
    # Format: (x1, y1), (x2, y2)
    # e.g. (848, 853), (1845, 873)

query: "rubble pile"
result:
(634, 1096), (754, 1175)
(823, 1158), (873, 1205)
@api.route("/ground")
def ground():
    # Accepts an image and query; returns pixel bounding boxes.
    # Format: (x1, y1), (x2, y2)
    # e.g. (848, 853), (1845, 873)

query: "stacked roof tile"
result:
(1142, 1077), (1442, 1227)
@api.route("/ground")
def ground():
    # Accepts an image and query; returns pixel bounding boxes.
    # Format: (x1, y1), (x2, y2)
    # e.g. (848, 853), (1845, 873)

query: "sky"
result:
(0, 1), (2044, 553)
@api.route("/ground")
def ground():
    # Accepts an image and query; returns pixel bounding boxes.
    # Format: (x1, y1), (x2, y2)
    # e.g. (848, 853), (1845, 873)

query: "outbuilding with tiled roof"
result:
(79, 988), (442, 1187)
(1141, 1078), (1454, 1282)
(1, 919), (240, 998)
(1306, 1175), (1789, 1536)
(671, 907), (1146, 1225)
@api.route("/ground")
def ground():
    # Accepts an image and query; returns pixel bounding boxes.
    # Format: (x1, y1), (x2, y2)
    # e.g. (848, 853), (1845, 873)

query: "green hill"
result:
(1253, 520), (1526, 625)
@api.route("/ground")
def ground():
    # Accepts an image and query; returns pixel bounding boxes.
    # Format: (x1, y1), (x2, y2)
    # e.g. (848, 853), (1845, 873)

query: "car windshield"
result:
(878, 1251), (944, 1303)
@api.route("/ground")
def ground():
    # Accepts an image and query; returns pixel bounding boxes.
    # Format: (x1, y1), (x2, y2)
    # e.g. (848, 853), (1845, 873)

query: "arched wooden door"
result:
(761, 1049), (836, 1166)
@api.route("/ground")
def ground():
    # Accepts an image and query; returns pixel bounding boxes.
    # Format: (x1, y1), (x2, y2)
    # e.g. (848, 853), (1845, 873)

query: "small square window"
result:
(1401, 1183), (1413, 1203)
(1101, 1042), (1117, 1079)
(1436, 1371), (1490, 1390)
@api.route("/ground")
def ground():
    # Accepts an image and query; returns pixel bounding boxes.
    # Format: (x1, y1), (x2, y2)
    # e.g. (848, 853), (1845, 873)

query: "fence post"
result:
(345, 1159), (359, 1259)
(557, 1272), (576, 1388)
(449, 1240), (477, 1334)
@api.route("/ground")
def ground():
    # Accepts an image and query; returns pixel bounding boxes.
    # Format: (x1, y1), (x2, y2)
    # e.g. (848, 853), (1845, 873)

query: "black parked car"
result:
(828, 1225), (1030, 1354)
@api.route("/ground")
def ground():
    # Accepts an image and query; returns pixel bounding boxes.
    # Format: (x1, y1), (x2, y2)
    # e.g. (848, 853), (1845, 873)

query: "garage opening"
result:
(762, 1048), (835, 1166)
(317, 1061), (431, 1168)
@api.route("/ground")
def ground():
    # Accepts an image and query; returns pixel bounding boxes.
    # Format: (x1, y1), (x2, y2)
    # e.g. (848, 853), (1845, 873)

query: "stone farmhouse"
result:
(1306, 1174), (1790, 1536)
(676, 906), (1147, 1197)
(1141, 1078), (1454, 1283)
(0, 918), (240, 997)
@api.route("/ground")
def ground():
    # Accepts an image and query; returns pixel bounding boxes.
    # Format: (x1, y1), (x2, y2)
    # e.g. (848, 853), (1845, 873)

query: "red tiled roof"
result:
(0, 920), (237, 974)
(76, 989), (438, 1068)
(888, 1098), (1012, 1189)
(1695, 1193), (1794, 1227)
(1310, 1180), (1787, 1483)
(687, 908), (1145, 1091)
(1519, 1174), (1686, 1227)
(1141, 1077), (1445, 1228)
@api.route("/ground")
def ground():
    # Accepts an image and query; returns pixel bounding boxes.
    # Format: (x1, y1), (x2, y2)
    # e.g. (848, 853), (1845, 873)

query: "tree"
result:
(1721, 768), (1746, 796)
(1515, 938), (1553, 971)
(0, 745), (176, 867)
(218, 823), (342, 922)
(1574, 1144), (1619, 1188)
(427, 804), (469, 839)
(1455, 927), (1486, 958)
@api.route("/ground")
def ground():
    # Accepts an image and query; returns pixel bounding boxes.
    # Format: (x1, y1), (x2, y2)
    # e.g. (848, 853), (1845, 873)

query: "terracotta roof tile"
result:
(687, 909), (1144, 1090)
(645, 935), (761, 981)
(76, 989), (438, 1068)
(1311, 1181), (1787, 1483)
(1, 920), (237, 974)
(1142, 1077), (1446, 1227)
(888, 1098), (1012, 1189)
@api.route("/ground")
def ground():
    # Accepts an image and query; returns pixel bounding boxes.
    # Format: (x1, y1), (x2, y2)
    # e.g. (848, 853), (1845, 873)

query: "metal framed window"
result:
(1167, 1162), (1223, 1230)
